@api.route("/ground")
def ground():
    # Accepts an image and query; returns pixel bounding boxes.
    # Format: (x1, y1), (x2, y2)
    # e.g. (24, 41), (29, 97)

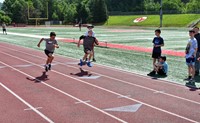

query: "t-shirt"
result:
(161, 62), (168, 74)
(82, 36), (97, 50)
(44, 38), (58, 52)
(185, 38), (197, 59)
(2, 24), (6, 29)
(195, 33), (200, 52)
(152, 37), (164, 53)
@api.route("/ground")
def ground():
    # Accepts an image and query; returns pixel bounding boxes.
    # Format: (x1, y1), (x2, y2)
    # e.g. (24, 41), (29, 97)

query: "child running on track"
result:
(85, 25), (96, 62)
(184, 30), (197, 83)
(37, 32), (59, 72)
(77, 30), (99, 67)
(148, 29), (164, 76)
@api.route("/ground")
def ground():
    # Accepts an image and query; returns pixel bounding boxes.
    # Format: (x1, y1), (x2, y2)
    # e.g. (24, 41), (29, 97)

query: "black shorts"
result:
(84, 48), (92, 54)
(44, 50), (54, 57)
(157, 69), (166, 76)
(3, 29), (6, 32)
(152, 52), (161, 59)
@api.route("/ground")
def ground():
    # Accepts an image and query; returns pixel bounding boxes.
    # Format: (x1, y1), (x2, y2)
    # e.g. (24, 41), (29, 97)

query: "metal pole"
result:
(160, 0), (163, 28)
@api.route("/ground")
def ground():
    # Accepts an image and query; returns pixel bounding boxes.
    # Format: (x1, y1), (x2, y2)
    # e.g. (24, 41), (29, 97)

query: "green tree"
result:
(186, 0), (200, 13)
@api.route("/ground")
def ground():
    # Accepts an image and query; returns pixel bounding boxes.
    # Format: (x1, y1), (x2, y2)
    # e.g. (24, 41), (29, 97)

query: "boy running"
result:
(2, 22), (7, 35)
(37, 32), (59, 72)
(185, 30), (197, 83)
(148, 29), (164, 76)
(77, 30), (99, 67)
(85, 25), (96, 62)
(147, 56), (168, 76)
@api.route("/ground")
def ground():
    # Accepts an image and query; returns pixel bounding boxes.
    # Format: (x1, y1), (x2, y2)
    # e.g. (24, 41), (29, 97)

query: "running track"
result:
(0, 42), (200, 123)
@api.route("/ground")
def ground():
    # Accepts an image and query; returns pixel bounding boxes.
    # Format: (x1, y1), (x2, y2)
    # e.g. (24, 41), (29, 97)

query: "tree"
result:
(144, 0), (160, 12)
(186, 0), (200, 13)
(75, 2), (89, 23)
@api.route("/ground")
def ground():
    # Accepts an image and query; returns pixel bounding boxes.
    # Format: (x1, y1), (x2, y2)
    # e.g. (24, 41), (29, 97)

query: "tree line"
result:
(0, 0), (199, 24)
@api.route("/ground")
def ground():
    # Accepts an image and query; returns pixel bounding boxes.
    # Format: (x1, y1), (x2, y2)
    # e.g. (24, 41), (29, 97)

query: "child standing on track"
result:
(85, 25), (96, 62)
(148, 29), (164, 76)
(37, 32), (59, 72)
(2, 22), (7, 35)
(77, 30), (99, 67)
(184, 30), (197, 83)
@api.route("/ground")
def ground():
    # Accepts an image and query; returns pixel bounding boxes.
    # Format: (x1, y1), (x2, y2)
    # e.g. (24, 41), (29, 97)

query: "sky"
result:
(0, 0), (4, 3)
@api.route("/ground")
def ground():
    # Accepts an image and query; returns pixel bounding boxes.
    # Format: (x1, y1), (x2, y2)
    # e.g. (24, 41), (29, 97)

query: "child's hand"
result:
(54, 44), (59, 48)
(77, 44), (80, 48)
(37, 44), (40, 47)
(197, 57), (200, 61)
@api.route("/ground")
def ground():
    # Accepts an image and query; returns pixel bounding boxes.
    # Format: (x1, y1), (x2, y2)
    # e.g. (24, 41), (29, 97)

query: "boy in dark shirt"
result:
(77, 30), (99, 67)
(148, 29), (164, 76)
(194, 27), (200, 75)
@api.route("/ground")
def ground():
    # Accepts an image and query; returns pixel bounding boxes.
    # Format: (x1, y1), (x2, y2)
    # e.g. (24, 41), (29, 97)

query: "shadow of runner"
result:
(70, 68), (92, 77)
(148, 74), (167, 80)
(26, 72), (49, 83)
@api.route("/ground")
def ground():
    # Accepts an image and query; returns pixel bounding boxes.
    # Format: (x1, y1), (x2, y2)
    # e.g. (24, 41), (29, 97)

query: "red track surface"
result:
(0, 42), (199, 123)
(61, 38), (185, 57)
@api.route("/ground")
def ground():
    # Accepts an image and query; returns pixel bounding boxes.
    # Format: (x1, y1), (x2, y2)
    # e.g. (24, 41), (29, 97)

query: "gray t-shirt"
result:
(2, 24), (6, 29)
(185, 38), (197, 59)
(44, 38), (58, 52)
(83, 36), (97, 50)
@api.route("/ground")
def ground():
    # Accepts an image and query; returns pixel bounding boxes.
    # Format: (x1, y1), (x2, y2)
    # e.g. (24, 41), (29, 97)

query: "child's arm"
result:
(54, 41), (59, 48)
(37, 38), (44, 47)
(94, 38), (99, 45)
(77, 35), (85, 47)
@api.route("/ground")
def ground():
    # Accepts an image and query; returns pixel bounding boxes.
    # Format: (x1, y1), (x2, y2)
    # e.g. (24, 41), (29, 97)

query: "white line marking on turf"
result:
(1, 46), (200, 106)
(0, 51), (199, 123)
(154, 91), (165, 94)
(75, 100), (91, 104)
(79, 76), (100, 79)
(0, 61), (127, 123)
(24, 107), (43, 111)
(0, 82), (54, 123)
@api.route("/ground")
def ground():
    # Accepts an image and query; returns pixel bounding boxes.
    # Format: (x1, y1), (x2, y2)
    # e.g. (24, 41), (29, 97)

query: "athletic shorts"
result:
(186, 57), (195, 66)
(84, 48), (92, 54)
(152, 52), (161, 59)
(44, 50), (54, 57)
(3, 29), (6, 32)
(157, 69), (166, 76)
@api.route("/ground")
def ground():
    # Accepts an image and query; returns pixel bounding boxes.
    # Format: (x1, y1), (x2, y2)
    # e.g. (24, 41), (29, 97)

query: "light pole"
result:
(160, 0), (163, 28)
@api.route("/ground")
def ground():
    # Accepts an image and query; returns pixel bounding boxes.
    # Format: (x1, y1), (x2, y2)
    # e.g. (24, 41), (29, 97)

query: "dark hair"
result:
(160, 56), (166, 61)
(155, 29), (161, 33)
(189, 30), (195, 33)
(50, 32), (56, 37)
(194, 26), (199, 30)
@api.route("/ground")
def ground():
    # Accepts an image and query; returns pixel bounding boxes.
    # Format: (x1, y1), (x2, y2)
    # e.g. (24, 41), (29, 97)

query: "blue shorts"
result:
(186, 57), (195, 66)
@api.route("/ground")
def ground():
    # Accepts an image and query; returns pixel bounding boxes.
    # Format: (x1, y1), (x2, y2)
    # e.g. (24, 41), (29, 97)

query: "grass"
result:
(1, 26), (199, 88)
(106, 14), (200, 27)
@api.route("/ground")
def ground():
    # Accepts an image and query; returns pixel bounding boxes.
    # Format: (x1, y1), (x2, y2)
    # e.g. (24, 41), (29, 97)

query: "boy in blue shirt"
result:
(148, 29), (164, 76)
(185, 30), (197, 83)
(147, 56), (168, 76)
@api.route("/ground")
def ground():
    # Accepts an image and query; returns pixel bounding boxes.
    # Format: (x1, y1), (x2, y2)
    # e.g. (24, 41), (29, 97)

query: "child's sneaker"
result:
(87, 61), (93, 67)
(147, 71), (156, 76)
(189, 78), (195, 83)
(92, 58), (96, 62)
(80, 59), (83, 66)
(45, 65), (49, 72)
(48, 64), (51, 70)
(184, 76), (192, 81)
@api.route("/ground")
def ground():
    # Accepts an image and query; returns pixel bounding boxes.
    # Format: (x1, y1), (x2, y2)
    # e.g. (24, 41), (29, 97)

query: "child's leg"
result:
(82, 54), (88, 61)
(88, 52), (93, 61)
(191, 65), (195, 79)
(49, 56), (54, 64)
(153, 58), (156, 68)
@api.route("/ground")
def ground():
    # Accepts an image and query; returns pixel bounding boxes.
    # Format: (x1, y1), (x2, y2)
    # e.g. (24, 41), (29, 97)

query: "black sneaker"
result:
(48, 64), (51, 70)
(195, 72), (199, 76)
(184, 76), (192, 81)
(45, 65), (49, 72)
(92, 58), (96, 62)
(147, 71), (156, 76)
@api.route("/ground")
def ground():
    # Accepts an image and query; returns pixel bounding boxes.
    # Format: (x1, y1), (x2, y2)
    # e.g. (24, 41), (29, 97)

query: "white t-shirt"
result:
(185, 37), (197, 59)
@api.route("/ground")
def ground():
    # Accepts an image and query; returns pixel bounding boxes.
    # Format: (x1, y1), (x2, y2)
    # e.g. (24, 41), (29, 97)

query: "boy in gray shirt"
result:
(37, 32), (59, 72)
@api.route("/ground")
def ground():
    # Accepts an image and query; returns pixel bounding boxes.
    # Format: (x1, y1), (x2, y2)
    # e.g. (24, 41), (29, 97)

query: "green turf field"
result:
(1, 26), (199, 88)
(106, 14), (200, 27)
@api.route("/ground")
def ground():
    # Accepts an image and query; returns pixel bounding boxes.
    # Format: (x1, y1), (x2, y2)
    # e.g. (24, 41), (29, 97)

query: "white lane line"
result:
(0, 51), (199, 123)
(1, 46), (200, 105)
(117, 95), (131, 99)
(153, 91), (165, 94)
(0, 82), (54, 123)
(0, 61), (127, 123)
(75, 100), (91, 104)
(24, 107), (43, 111)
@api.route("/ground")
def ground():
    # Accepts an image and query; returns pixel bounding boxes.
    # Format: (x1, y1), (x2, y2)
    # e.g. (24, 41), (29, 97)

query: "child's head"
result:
(189, 30), (195, 37)
(88, 30), (93, 37)
(50, 32), (56, 40)
(87, 25), (94, 31)
(159, 56), (166, 63)
(193, 26), (199, 34)
(155, 29), (161, 37)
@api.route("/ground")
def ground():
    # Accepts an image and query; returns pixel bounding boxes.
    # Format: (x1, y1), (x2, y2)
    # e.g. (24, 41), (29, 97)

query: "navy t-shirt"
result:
(152, 37), (164, 53)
